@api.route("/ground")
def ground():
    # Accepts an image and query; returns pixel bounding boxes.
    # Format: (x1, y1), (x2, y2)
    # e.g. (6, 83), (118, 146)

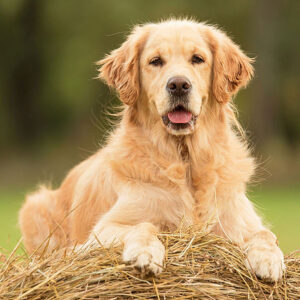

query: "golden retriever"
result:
(19, 19), (285, 281)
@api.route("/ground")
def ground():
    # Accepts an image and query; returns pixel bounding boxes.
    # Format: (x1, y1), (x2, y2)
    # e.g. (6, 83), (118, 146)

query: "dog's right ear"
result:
(97, 25), (149, 105)
(205, 26), (254, 103)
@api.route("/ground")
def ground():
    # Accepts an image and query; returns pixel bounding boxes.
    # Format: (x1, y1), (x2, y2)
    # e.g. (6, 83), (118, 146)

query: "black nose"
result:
(166, 76), (191, 97)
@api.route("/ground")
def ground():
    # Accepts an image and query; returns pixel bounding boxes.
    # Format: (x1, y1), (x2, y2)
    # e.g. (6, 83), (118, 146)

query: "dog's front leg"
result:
(81, 192), (167, 275)
(212, 193), (285, 282)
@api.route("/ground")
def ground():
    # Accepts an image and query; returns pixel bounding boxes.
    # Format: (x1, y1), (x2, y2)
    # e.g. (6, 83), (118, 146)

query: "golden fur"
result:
(19, 20), (284, 281)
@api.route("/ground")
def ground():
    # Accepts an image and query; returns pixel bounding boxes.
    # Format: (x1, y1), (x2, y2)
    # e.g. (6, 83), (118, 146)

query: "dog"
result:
(19, 19), (285, 281)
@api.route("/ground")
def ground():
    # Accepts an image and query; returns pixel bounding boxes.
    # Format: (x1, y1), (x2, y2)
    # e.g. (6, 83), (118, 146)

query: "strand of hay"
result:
(0, 229), (299, 299)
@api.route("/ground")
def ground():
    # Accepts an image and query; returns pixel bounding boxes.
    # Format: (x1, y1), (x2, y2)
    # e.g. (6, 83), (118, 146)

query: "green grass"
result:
(0, 189), (25, 253)
(0, 186), (299, 254)
(249, 186), (300, 254)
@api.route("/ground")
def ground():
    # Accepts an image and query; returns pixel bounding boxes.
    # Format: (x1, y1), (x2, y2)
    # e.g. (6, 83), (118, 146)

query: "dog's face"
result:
(99, 20), (254, 136)
(140, 23), (213, 135)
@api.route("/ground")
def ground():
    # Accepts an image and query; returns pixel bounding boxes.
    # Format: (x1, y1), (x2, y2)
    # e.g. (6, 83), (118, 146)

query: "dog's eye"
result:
(149, 57), (163, 67)
(191, 55), (205, 64)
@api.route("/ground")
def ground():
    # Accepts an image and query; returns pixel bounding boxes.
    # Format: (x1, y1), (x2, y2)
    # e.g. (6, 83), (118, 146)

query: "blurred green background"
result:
(0, 0), (299, 254)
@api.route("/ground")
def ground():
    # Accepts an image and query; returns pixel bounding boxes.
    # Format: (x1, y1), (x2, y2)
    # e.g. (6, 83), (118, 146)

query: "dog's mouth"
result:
(162, 105), (197, 131)
(168, 106), (192, 123)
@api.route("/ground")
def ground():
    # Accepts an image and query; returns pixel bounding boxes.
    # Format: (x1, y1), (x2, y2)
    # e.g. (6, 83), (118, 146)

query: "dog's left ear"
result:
(207, 27), (254, 103)
(97, 25), (149, 105)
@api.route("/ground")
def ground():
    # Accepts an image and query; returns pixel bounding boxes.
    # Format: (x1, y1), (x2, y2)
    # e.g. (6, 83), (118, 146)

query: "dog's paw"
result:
(245, 244), (285, 282)
(123, 238), (165, 275)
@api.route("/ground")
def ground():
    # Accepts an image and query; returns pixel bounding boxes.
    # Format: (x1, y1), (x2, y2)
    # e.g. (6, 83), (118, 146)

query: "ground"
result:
(0, 185), (299, 254)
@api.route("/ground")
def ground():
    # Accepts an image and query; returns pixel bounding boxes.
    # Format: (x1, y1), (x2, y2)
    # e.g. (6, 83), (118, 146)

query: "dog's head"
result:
(99, 20), (254, 135)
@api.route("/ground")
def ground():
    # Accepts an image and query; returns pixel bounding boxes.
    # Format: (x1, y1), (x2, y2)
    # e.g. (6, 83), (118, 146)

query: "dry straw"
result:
(0, 228), (299, 299)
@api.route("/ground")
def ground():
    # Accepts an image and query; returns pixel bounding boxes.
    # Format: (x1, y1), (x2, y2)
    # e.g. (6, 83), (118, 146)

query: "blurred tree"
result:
(6, 0), (45, 145)
(250, 0), (281, 146)
(250, 0), (300, 150)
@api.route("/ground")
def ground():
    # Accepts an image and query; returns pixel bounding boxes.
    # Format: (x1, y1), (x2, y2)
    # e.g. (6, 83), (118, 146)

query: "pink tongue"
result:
(168, 111), (192, 123)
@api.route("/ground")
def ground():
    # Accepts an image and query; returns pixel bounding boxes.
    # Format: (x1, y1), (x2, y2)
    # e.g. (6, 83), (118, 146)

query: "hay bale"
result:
(0, 229), (299, 299)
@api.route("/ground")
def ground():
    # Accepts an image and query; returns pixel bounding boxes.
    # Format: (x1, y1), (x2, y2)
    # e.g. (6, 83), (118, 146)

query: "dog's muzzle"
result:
(162, 76), (197, 132)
